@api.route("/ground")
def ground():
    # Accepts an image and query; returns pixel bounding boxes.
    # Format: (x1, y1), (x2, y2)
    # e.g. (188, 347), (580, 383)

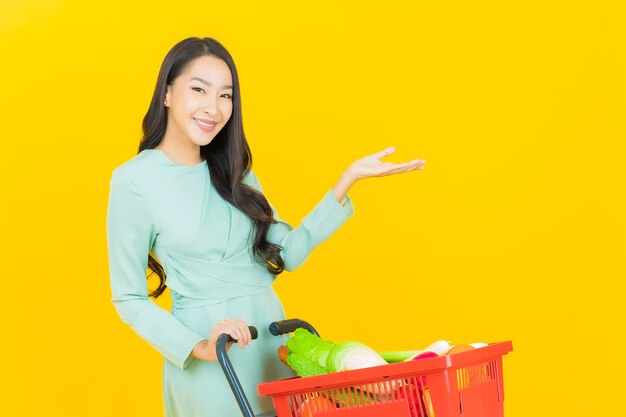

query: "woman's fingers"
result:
(215, 318), (251, 348)
(228, 326), (245, 348)
(237, 318), (251, 347)
(241, 324), (252, 347)
(376, 159), (426, 176)
(371, 146), (396, 160)
(389, 162), (424, 174)
(233, 320), (251, 347)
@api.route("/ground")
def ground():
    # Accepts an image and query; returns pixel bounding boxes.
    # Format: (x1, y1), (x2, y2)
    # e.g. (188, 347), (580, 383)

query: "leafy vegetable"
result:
(282, 329), (387, 376)
(286, 352), (328, 377)
(326, 341), (388, 373)
(286, 329), (334, 369)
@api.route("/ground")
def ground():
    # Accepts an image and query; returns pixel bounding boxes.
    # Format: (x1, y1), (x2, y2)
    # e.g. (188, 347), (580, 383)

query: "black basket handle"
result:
(216, 320), (319, 417)
(216, 326), (258, 417)
(268, 319), (320, 337)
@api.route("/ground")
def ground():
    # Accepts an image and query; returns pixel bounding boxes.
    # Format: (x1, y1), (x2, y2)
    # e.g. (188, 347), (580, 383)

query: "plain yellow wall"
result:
(1, 1), (624, 416)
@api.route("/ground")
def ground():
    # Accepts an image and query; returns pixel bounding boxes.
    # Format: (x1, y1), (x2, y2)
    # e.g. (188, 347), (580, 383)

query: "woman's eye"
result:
(192, 87), (205, 93)
(221, 93), (232, 99)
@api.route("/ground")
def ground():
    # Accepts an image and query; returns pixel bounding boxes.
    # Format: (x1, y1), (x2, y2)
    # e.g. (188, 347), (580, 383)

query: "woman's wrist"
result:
(332, 169), (358, 203)
(192, 339), (211, 360)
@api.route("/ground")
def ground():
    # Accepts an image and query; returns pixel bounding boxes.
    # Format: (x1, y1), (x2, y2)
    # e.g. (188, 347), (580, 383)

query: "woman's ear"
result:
(164, 85), (172, 107)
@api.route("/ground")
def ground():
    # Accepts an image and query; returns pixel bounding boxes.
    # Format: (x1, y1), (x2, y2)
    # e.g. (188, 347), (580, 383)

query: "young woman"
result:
(106, 37), (426, 417)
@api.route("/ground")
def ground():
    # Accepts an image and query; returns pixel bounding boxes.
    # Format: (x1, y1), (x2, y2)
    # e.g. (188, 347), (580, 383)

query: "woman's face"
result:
(164, 55), (234, 148)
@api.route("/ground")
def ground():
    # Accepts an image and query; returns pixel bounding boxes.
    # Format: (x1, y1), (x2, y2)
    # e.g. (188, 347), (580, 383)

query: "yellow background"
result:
(1, 0), (624, 416)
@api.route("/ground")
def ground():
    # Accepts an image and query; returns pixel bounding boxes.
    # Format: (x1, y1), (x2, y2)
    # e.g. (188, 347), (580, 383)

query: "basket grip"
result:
(269, 319), (319, 337)
(216, 326), (258, 417)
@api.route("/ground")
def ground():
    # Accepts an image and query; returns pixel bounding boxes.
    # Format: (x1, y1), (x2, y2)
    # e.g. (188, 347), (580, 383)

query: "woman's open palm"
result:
(350, 146), (426, 180)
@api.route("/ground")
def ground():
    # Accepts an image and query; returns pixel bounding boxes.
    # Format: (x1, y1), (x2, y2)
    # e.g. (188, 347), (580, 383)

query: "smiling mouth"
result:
(193, 118), (217, 127)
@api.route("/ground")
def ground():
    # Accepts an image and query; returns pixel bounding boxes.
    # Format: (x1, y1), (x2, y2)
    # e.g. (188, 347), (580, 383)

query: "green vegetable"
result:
(286, 352), (328, 377)
(326, 341), (388, 373)
(286, 329), (334, 369)
(378, 350), (420, 363)
(378, 340), (453, 362)
(284, 329), (387, 376)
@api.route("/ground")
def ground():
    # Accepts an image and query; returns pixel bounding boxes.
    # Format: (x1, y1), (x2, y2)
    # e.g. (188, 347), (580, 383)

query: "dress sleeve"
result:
(106, 169), (206, 370)
(244, 170), (355, 271)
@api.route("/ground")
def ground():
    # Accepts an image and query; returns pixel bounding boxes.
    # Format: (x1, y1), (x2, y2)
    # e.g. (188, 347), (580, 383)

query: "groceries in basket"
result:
(296, 396), (336, 417)
(276, 328), (493, 417)
(259, 321), (512, 417)
(278, 328), (387, 377)
(278, 328), (398, 397)
(278, 328), (490, 376)
(379, 341), (488, 362)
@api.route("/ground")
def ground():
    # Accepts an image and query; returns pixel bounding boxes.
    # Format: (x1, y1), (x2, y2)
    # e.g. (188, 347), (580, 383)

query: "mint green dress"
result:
(106, 149), (354, 417)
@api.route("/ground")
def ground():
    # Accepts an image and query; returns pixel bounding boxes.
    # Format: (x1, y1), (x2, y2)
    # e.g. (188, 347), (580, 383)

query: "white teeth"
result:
(195, 118), (214, 127)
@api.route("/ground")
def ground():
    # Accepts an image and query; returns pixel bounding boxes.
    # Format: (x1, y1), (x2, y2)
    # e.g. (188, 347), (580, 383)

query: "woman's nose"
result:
(202, 96), (219, 116)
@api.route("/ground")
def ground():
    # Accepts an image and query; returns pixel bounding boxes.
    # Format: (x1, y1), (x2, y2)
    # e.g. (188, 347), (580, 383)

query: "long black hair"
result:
(139, 37), (284, 298)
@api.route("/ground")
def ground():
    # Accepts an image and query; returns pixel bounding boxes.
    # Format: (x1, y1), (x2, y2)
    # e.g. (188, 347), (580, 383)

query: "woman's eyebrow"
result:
(189, 77), (233, 89)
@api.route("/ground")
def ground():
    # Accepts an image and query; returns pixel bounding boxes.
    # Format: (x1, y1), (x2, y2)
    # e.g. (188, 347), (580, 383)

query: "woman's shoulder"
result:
(109, 149), (167, 194)
(111, 149), (162, 180)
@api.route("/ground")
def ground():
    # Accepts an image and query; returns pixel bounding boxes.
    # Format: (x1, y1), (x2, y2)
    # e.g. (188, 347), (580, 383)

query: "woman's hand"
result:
(192, 318), (252, 362)
(331, 146), (426, 204)
(349, 146), (426, 180)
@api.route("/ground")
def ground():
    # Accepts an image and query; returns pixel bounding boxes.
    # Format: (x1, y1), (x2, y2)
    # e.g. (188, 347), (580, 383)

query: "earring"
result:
(164, 100), (167, 106)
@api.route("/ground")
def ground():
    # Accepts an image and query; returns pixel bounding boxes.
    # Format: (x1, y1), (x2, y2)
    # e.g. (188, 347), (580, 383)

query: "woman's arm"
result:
(331, 171), (357, 204)
(244, 170), (355, 272)
(106, 169), (207, 370)
(244, 146), (425, 272)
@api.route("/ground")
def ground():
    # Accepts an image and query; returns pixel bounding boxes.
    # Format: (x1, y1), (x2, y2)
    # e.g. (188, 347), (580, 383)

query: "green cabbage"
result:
(286, 352), (328, 377)
(286, 328), (333, 370)
(326, 341), (388, 373)
(285, 329), (387, 376)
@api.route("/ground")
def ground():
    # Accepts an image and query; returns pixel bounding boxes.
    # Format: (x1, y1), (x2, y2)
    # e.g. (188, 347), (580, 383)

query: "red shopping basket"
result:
(257, 340), (513, 417)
